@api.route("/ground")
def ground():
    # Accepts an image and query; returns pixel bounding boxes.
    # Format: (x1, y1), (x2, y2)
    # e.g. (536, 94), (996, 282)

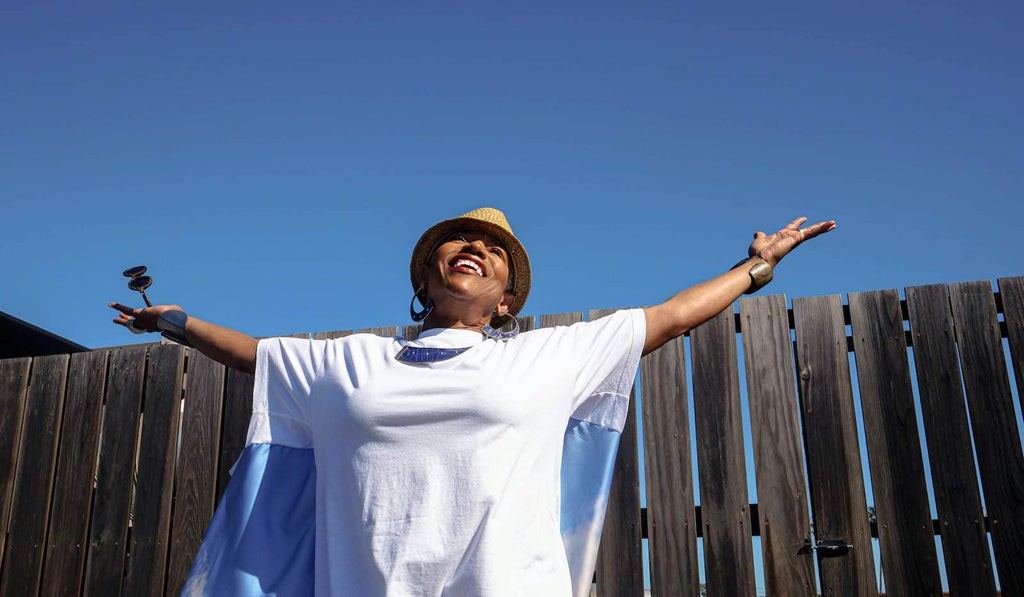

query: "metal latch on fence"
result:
(798, 538), (853, 557)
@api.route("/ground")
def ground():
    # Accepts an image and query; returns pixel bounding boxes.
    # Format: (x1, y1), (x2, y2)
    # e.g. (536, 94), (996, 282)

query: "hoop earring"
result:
(482, 316), (519, 341)
(410, 294), (434, 322)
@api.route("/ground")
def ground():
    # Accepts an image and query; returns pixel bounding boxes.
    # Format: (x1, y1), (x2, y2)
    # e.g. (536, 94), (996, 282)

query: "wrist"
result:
(157, 309), (191, 346)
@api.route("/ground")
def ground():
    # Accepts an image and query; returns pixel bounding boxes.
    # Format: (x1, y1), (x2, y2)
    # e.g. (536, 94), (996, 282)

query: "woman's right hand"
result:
(109, 302), (183, 333)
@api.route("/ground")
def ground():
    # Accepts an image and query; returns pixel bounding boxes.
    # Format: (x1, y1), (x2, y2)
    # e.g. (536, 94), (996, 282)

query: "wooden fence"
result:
(1, 277), (1022, 596)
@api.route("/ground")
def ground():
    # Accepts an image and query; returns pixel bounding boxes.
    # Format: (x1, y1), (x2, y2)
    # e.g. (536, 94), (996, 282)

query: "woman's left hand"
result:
(749, 217), (836, 267)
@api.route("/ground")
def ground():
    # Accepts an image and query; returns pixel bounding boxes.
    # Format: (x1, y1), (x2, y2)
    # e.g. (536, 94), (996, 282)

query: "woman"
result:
(110, 207), (834, 596)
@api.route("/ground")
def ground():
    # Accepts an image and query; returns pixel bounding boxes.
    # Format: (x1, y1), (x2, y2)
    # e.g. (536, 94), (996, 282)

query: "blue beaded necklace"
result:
(394, 345), (472, 363)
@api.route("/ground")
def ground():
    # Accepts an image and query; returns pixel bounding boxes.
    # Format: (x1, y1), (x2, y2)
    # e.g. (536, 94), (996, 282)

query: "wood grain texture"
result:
(217, 366), (254, 500)
(589, 308), (644, 597)
(165, 350), (226, 597)
(848, 290), (941, 597)
(358, 325), (400, 337)
(123, 344), (185, 597)
(998, 277), (1024, 427)
(905, 284), (997, 596)
(639, 337), (700, 597)
(401, 324), (421, 340)
(739, 294), (816, 597)
(0, 354), (69, 597)
(689, 308), (756, 597)
(0, 357), (31, 570)
(41, 350), (109, 597)
(538, 312), (583, 329)
(792, 295), (876, 596)
(948, 280), (1024, 596)
(83, 346), (147, 597)
(313, 329), (353, 341)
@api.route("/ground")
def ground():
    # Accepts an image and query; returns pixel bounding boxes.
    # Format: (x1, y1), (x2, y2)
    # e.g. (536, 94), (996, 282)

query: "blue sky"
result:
(4, 0), (1021, 347)
(3, 0), (1023, 592)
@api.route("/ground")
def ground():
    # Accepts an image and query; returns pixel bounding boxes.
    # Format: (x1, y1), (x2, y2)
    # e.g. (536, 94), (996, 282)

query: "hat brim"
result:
(410, 216), (531, 328)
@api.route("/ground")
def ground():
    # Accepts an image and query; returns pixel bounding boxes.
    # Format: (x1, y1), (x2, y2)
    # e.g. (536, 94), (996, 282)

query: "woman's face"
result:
(423, 229), (515, 321)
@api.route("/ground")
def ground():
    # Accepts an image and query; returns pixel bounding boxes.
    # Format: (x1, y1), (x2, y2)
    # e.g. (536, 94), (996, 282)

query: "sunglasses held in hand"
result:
(118, 265), (189, 347)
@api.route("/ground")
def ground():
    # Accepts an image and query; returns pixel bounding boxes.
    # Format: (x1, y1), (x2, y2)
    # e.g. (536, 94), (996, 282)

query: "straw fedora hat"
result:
(410, 207), (531, 327)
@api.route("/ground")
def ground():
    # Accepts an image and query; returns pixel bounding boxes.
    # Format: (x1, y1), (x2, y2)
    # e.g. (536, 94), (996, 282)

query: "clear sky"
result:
(3, 0), (1023, 592)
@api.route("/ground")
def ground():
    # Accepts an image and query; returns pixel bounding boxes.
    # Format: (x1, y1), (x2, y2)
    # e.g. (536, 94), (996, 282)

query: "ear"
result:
(495, 291), (515, 317)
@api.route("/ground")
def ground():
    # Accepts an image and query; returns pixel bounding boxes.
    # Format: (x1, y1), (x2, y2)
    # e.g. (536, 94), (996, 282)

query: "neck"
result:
(421, 313), (490, 333)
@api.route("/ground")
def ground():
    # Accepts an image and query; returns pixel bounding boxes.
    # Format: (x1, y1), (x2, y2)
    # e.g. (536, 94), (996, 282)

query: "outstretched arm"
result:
(641, 217), (835, 356)
(109, 303), (259, 374)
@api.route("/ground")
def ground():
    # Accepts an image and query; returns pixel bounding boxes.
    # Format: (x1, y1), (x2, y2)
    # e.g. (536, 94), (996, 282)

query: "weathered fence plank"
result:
(0, 354), (69, 597)
(41, 350), (109, 597)
(358, 325), (400, 337)
(165, 351), (226, 596)
(82, 346), (147, 597)
(313, 329), (353, 341)
(639, 336), (700, 596)
(998, 276), (1024, 421)
(217, 367), (253, 500)
(948, 281), (1024, 596)
(0, 357), (31, 570)
(848, 290), (942, 596)
(690, 308), (756, 597)
(740, 294), (816, 597)
(123, 344), (185, 597)
(792, 295), (876, 596)
(588, 308), (644, 597)
(905, 284), (997, 595)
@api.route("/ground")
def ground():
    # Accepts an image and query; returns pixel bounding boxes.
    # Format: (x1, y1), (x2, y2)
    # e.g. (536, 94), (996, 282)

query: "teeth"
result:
(454, 259), (483, 276)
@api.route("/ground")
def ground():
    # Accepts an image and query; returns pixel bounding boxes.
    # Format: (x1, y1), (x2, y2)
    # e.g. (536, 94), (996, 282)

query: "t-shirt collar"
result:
(411, 327), (486, 348)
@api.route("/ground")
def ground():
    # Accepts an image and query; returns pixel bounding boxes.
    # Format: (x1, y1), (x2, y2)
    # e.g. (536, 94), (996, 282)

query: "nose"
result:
(462, 238), (488, 258)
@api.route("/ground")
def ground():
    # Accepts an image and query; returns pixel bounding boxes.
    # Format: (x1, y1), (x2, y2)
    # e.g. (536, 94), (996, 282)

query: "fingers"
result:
(108, 302), (138, 316)
(798, 220), (837, 239)
(784, 217), (808, 231)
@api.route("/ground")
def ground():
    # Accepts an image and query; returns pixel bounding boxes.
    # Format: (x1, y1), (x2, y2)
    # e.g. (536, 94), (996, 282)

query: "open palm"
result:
(749, 217), (836, 267)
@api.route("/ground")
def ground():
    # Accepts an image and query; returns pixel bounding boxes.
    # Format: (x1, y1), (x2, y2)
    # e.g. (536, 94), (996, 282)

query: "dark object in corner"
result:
(0, 310), (88, 358)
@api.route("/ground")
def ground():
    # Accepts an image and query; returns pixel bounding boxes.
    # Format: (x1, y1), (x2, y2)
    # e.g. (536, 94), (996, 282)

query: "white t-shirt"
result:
(246, 308), (646, 597)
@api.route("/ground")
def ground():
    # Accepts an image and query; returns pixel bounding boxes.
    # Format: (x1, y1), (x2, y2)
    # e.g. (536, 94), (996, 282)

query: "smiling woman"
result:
(107, 206), (834, 597)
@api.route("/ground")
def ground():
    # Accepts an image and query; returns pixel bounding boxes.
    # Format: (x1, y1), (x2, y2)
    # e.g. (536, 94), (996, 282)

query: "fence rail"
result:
(1, 277), (1022, 596)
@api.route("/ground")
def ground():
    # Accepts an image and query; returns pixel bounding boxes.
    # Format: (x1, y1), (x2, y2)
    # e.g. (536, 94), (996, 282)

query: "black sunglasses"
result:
(123, 265), (153, 307)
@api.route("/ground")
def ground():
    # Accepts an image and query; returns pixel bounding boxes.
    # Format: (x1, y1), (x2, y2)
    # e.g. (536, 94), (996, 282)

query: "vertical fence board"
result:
(588, 308), (644, 597)
(313, 329), (353, 341)
(848, 290), (942, 596)
(690, 308), (756, 597)
(905, 284), (997, 595)
(948, 281), (1024, 595)
(358, 326), (400, 337)
(0, 354), (69, 597)
(165, 351), (226, 596)
(792, 295), (876, 596)
(83, 347), (147, 597)
(640, 336), (700, 596)
(217, 367), (253, 501)
(0, 357), (31, 571)
(123, 345), (185, 597)
(41, 351), (109, 597)
(998, 277), (1024, 419)
(401, 325), (421, 340)
(538, 312), (582, 330)
(740, 294), (816, 596)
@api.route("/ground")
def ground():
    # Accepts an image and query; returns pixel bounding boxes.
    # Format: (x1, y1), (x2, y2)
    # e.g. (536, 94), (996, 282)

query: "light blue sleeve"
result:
(182, 444), (316, 596)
